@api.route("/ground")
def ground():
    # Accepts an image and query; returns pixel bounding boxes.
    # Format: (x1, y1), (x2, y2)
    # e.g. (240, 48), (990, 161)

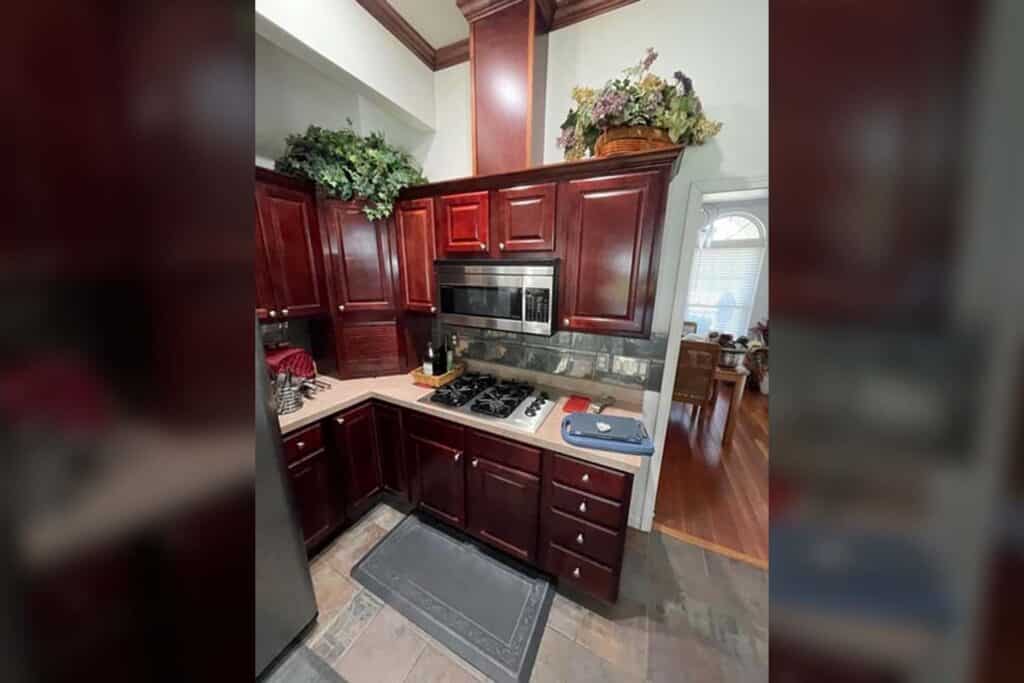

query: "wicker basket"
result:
(410, 363), (464, 388)
(594, 126), (675, 157)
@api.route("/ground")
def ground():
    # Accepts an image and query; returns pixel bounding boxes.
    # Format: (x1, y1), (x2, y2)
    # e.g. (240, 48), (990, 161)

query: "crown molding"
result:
(434, 39), (471, 70)
(550, 0), (641, 31)
(456, 0), (525, 24)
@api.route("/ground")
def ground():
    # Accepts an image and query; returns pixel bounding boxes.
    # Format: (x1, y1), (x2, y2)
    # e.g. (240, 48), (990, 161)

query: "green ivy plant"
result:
(275, 123), (426, 221)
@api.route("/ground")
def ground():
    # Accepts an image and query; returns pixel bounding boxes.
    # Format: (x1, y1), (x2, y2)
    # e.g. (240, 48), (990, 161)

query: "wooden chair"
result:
(672, 340), (721, 425)
(682, 320), (698, 337)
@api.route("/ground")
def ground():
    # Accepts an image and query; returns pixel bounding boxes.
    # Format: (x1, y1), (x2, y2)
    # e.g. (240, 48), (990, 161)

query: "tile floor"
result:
(294, 502), (767, 683)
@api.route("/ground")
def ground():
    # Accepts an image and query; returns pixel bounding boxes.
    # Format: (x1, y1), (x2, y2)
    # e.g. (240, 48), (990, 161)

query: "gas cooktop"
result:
(419, 372), (558, 433)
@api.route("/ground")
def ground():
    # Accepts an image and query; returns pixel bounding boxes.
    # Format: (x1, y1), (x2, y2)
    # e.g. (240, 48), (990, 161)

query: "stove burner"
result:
(469, 380), (534, 418)
(430, 372), (496, 407)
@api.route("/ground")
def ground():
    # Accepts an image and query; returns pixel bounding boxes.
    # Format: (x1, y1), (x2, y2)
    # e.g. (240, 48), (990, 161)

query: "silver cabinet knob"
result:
(281, 308), (289, 316)
(572, 567), (581, 579)
(296, 441), (305, 450)
(269, 310), (277, 318)
(454, 451), (462, 463)
(337, 304), (345, 312)
(581, 473), (590, 483)
(563, 317), (570, 326)
(471, 458), (478, 468)
(335, 417), (345, 425)
(499, 242), (505, 250)
(430, 306), (437, 313)
(578, 501), (587, 513)
(479, 243), (486, 251)
(576, 533), (584, 545)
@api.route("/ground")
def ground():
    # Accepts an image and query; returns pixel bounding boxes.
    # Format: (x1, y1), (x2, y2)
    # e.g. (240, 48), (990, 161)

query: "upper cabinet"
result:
(437, 191), (490, 255)
(492, 183), (556, 256)
(255, 171), (327, 319)
(558, 170), (667, 337)
(255, 199), (277, 319)
(321, 200), (395, 315)
(395, 198), (438, 313)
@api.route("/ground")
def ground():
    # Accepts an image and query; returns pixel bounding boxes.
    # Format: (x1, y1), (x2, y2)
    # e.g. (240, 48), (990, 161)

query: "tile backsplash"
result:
(437, 323), (667, 392)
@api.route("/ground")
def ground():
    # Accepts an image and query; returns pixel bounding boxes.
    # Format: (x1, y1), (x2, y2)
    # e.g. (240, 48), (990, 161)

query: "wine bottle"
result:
(423, 341), (435, 376)
(446, 332), (455, 371)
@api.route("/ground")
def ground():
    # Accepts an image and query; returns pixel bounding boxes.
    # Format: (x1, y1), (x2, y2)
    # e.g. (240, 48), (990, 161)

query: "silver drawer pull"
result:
(296, 441), (305, 449)
(581, 473), (590, 483)
(454, 451), (462, 463)
(471, 458), (479, 467)
(576, 533), (584, 545)
(335, 417), (345, 425)
(572, 567), (581, 579)
(479, 243), (486, 251)
(578, 501), (587, 513)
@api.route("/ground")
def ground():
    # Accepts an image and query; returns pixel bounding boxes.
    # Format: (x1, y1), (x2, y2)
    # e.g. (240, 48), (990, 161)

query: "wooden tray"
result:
(411, 363), (464, 388)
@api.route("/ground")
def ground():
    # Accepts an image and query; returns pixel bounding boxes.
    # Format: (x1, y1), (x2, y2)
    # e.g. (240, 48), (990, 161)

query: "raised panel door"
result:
(257, 182), (325, 317)
(332, 403), (382, 519)
(395, 199), (437, 313)
(467, 456), (539, 562)
(493, 183), (556, 255)
(323, 200), (394, 313)
(409, 434), (465, 528)
(373, 402), (406, 497)
(438, 191), (489, 254)
(255, 197), (277, 319)
(286, 450), (332, 549)
(558, 171), (665, 337)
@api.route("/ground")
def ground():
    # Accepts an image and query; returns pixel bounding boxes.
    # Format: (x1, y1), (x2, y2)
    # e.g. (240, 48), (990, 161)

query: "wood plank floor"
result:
(654, 386), (769, 568)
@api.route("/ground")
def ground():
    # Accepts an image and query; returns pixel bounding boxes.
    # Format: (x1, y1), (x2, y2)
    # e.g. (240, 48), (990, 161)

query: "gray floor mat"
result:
(351, 513), (553, 683)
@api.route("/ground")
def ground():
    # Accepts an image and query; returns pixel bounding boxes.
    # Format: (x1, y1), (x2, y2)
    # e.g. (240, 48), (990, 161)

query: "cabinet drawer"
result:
(545, 542), (618, 602)
(546, 508), (622, 568)
(550, 481), (624, 530)
(282, 423), (324, 465)
(549, 453), (630, 501)
(405, 410), (465, 450)
(467, 429), (541, 475)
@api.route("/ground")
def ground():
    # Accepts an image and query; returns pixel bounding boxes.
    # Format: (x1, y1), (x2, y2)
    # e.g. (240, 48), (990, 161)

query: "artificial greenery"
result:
(556, 48), (722, 160)
(275, 123), (426, 220)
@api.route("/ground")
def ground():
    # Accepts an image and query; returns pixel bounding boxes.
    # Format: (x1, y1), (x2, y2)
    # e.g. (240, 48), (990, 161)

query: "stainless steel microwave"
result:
(436, 259), (558, 336)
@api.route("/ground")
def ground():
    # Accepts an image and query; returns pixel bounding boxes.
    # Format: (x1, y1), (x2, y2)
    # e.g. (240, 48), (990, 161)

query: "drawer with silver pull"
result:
(549, 452), (630, 501)
(549, 481), (624, 530)
(546, 507), (622, 567)
(282, 423), (324, 465)
(546, 542), (617, 602)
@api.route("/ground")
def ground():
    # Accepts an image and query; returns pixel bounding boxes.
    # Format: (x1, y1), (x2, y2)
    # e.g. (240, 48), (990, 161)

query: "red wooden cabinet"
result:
(285, 449), (334, 550)
(467, 455), (540, 562)
(395, 198), (438, 313)
(373, 401), (407, 497)
(321, 199), (395, 314)
(558, 170), (667, 337)
(492, 183), (556, 255)
(255, 198), (277, 319)
(437, 191), (490, 255)
(405, 412), (466, 528)
(255, 174), (327, 319)
(331, 403), (383, 520)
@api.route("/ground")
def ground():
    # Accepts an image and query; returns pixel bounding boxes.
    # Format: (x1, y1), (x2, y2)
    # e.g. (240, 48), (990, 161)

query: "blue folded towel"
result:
(561, 413), (654, 456)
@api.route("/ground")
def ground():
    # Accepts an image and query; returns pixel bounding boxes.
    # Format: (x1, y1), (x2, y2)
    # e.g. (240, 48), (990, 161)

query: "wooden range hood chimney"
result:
(457, 0), (554, 175)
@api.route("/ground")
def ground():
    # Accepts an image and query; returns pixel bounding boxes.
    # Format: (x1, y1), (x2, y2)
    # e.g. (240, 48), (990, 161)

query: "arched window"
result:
(684, 211), (767, 337)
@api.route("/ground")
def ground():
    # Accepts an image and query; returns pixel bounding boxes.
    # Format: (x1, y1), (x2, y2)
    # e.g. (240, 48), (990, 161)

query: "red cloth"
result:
(562, 395), (591, 413)
(265, 347), (315, 379)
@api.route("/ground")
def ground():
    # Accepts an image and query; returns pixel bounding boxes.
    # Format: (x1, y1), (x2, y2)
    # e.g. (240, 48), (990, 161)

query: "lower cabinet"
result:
(373, 402), (407, 496)
(467, 456), (540, 563)
(331, 402), (383, 520)
(286, 449), (335, 549)
(409, 436), (466, 528)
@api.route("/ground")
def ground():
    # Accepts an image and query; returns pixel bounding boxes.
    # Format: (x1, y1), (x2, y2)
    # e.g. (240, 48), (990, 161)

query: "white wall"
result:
(256, 0), (436, 129)
(422, 64), (473, 181)
(543, 0), (769, 335)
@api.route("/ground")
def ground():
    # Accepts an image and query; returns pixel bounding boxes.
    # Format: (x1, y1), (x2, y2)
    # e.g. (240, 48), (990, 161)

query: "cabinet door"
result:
(286, 450), (333, 549)
(257, 181), (325, 317)
(467, 456), (540, 562)
(408, 434), (465, 528)
(493, 183), (556, 255)
(255, 197), (277, 319)
(374, 402), (407, 497)
(336, 321), (402, 378)
(558, 171), (666, 337)
(437, 191), (489, 254)
(323, 200), (394, 313)
(395, 198), (438, 313)
(333, 404), (383, 519)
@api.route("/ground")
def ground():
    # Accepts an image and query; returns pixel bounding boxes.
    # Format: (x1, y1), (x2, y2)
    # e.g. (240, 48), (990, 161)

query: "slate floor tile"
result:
(334, 606), (427, 683)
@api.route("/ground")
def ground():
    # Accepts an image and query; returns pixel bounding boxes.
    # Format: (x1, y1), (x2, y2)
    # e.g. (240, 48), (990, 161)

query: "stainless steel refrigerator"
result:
(255, 320), (318, 678)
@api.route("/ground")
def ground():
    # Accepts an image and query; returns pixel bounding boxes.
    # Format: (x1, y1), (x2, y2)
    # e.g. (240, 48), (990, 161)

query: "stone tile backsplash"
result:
(437, 323), (667, 392)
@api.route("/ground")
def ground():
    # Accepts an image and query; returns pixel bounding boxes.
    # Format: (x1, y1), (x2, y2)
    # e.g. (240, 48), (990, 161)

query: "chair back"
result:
(673, 340), (720, 404)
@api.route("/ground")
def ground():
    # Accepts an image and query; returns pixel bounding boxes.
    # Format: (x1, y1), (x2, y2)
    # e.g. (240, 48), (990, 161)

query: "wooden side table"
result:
(713, 365), (749, 446)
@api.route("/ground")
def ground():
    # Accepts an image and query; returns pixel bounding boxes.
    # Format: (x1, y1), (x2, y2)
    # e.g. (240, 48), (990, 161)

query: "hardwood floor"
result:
(654, 386), (769, 568)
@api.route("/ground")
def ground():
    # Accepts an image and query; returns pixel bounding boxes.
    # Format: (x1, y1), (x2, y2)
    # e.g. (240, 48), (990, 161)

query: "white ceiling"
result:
(389, 0), (468, 47)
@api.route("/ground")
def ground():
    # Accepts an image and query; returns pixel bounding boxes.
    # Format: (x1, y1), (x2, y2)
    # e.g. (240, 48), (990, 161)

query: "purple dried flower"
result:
(641, 48), (658, 71)
(673, 70), (693, 95)
(556, 127), (577, 150)
(592, 89), (628, 122)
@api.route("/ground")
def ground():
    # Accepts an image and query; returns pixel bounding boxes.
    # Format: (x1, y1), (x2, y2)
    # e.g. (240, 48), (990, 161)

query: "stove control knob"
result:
(541, 392), (549, 400)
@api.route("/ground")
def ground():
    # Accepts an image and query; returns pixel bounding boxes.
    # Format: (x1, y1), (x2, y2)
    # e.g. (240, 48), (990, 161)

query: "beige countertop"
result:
(278, 373), (649, 475)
